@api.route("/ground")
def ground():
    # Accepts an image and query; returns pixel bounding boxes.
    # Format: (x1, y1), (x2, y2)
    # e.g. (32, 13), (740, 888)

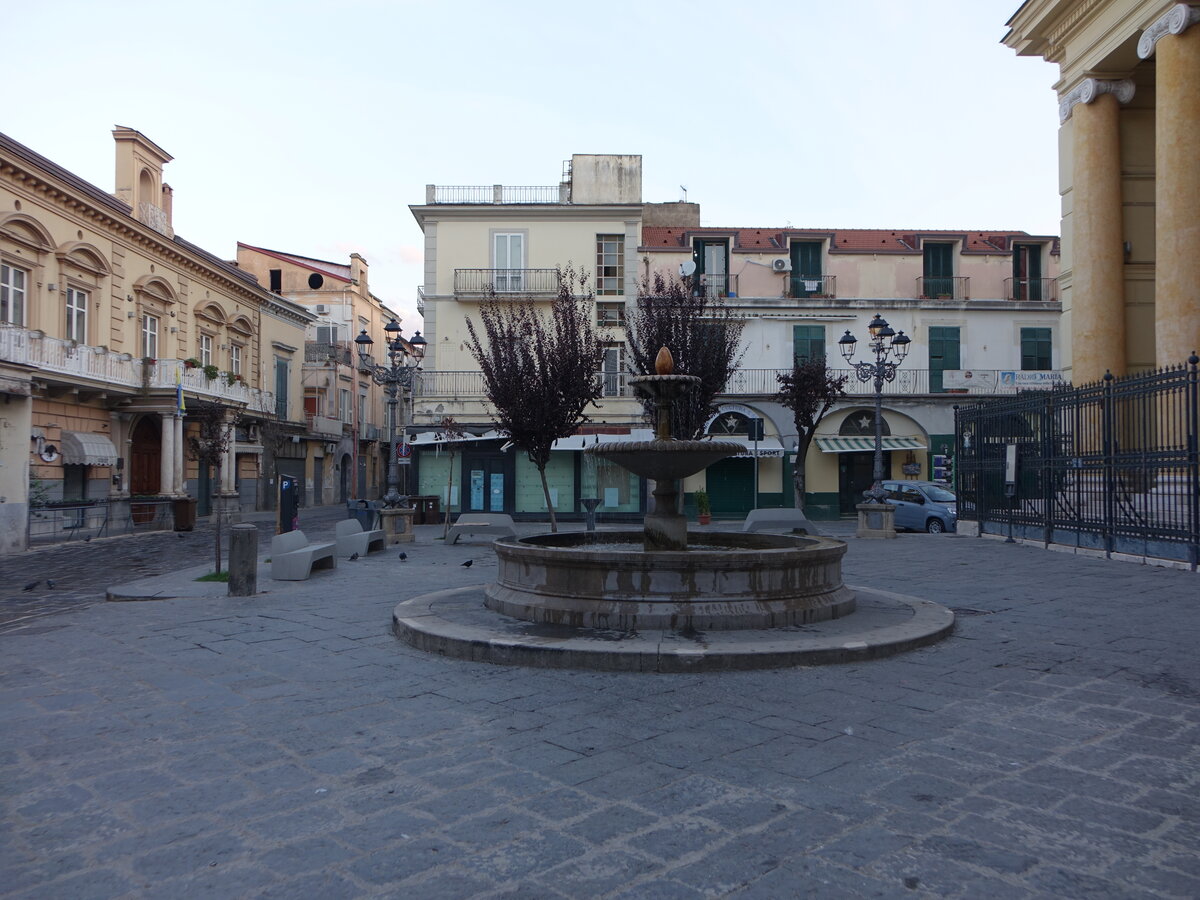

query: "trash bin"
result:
(347, 501), (376, 530)
(173, 496), (197, 531)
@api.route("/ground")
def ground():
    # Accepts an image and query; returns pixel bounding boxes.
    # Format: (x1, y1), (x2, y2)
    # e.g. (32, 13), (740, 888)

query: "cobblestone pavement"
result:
(1, 522), (1198, 899)
(0, 504), (348, 634)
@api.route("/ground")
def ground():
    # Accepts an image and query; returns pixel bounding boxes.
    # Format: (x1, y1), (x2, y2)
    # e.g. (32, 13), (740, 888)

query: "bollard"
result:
(228, 524), (258, 597)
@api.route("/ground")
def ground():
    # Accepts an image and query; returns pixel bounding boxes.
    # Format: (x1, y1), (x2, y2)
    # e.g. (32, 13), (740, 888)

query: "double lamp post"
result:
(355, 320), (426, 509)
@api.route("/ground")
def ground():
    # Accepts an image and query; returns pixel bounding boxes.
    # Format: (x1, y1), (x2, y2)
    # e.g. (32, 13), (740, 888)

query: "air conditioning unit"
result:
(314, 303), (331, 315)
(772, 258), (792, 273)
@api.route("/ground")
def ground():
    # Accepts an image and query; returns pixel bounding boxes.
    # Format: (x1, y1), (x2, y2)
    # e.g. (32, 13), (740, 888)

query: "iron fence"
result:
(1004, 276), (1059, 302)
(27, 498), (178, 546)
(453, 268), (562, 295)
(955, 356), (1200, 567)
(916, 275), (970, 300)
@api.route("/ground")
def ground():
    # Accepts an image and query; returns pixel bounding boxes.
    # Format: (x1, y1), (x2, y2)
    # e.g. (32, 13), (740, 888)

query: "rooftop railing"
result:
(425, 184), (567, 204)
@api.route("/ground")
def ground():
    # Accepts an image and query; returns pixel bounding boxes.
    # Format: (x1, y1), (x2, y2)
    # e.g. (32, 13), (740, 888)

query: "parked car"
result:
(881, 480), (957, 533)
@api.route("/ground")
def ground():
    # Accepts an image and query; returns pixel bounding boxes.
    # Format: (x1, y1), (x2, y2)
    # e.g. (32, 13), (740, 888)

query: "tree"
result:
(465, 266), (603, 532)
(436, 415), (467, 540)
(775, 359), (848, 509)
(186, 400), (238, 573)
(627, 273), (745, 439)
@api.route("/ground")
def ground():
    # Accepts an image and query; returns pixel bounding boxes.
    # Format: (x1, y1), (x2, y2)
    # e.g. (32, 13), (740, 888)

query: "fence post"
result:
(1102, 371), (1116, 558)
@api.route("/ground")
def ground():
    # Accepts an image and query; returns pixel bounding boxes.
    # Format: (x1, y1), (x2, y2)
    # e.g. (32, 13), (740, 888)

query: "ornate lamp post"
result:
(839, 314), (911, 505)
(355, 320), (426, 508)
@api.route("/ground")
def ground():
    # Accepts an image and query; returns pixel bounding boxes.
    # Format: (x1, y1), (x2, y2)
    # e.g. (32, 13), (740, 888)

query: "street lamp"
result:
(355, 321), (427, 508)
(839, 314), (911, 503)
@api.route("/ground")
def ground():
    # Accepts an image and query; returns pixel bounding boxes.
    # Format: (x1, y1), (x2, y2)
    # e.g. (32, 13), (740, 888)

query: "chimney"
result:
(350, 253), (368, 292)
(112, 126), (174, 237)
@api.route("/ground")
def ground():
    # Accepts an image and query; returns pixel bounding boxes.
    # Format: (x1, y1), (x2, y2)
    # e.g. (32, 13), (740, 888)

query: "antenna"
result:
(679, 185), (688, 202)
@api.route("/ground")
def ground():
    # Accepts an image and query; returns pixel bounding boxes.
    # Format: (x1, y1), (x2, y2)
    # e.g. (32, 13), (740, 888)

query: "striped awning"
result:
(60, 431), (119, 466)
(814, 435), (927, 454)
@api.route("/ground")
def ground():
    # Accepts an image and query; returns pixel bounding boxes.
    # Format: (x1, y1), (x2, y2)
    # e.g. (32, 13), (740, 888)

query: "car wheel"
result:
(926, 518), (945, 534)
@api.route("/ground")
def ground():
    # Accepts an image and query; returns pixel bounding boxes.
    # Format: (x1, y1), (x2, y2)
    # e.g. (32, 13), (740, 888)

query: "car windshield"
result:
(925, 485), (956, 502)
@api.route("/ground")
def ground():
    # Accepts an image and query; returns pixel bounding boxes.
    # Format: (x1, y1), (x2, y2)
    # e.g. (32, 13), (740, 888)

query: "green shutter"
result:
(928, 326), (960, 392)
(793, 325), (826, 362)
(789, 242), (823, 297)
(1020, 328), (1052, 370)
(923, 243), (954, 297)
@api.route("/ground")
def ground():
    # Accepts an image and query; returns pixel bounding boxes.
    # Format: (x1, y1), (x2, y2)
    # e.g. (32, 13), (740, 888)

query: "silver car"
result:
(882, 481), (957, 533)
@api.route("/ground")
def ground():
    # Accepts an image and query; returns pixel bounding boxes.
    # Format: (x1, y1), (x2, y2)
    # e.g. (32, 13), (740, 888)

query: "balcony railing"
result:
(598, 372), (628, 398)
(306, 414), (343, 437)
(916, 276), (970, 300)
(787, 274), (837, 299)
(426, 184), (566, 204)
(416, 286), (426, 316)
(454, 268), (562, 296)
(698, 273), (739, 299)
(1004, 277), (1059, 302)
(305, 341), (353, 365)
(363, 423), (381, 441)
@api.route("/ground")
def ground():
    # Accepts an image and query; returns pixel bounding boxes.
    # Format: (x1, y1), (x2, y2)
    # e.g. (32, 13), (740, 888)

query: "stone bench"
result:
(334, 518), (386, 558)
(447, 513), (517, 545)
(270, 529), (336, 580)
(743, 507), (812, 535)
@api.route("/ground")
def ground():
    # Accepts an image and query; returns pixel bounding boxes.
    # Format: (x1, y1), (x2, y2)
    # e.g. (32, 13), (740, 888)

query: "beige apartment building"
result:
(0, 127), (312, 554)
(1005, 0), (1200, 381)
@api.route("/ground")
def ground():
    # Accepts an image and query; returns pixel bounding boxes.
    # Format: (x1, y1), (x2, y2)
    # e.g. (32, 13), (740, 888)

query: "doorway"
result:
(339, 454), (352, 503)
(463, 454), (508, 513)
(839, 452), (887, 514)
(706, 457), (755, 518)
(130, 417), (161, 495)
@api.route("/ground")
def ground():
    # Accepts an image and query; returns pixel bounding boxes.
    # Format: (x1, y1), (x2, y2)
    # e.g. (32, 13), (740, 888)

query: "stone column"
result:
(159, 412), (175, 496)
(173, 414), (185, 496)
(223, 423), (236, 493)
(1063, 78), (1134, 383)
(1141, 5), (1200, 367)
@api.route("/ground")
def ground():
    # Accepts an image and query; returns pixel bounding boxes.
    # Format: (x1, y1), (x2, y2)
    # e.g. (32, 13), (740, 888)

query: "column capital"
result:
(1059, 78), (1136, 123)
(1138, 4), (1200, 58)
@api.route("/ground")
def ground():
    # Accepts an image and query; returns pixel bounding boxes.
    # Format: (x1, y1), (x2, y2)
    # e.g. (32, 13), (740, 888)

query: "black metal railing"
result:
(788, 274), (836, 298)
(454, 268), (562, 295)
(27, 498), (178, 546)
(305, 341), (353, 365)
(955, 356), (1200, 567)
(698, 273), (739, 298)
(1004, 277), (1059, 302)
(916, 275), (970, 300)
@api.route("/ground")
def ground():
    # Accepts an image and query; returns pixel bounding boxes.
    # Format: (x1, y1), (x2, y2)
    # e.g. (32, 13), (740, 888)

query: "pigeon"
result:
(46, 580), (55, 589)
(349, 552), (359, 561)
(460, 559), (473, 568)
(84, 536), (92, 543)
(178, 533), (185, 540)
(23, 581), (39, 591)
(398, 552), (407, 561)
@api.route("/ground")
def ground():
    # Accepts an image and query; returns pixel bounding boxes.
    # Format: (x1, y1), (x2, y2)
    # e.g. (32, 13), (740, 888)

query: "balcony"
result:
(363, 423), (381, 441)
(454, 268), (563, 296)
(306, 414), (343, 437)
(916, 276), (970, 300)
(786, 274), (837, 299)
(1004, 277), (1059, 302)
(416, 286), (426, 316)
(305, 341), (353, 365)
(698, 273), (739, 299)
(426, 184), (567, 204)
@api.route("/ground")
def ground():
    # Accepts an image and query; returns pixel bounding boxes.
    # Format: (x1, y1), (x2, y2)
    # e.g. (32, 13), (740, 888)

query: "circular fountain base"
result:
(484, 531), (855, 631)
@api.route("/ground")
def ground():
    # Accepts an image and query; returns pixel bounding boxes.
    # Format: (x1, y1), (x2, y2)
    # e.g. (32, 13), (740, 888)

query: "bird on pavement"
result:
(398, 552), (407, 561)
(349, 552), (359, 561)
(23, 581), (39, 591)
(83, 536), (92, 543)
(46, 580), (55, 589)
(460, 559), (473, 568)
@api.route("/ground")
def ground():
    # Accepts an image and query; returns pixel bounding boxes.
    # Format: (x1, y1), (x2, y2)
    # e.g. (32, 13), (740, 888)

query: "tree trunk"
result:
(539, 465), (558, 532)
(214, 463), (223, 573)
(442, 452), (455, 539)
(793, 437), (810, 511)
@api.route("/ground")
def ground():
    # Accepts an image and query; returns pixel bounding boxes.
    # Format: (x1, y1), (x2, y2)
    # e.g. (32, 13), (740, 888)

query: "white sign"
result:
(943, 370), (996, 390)
(999, 371), (1064, 389)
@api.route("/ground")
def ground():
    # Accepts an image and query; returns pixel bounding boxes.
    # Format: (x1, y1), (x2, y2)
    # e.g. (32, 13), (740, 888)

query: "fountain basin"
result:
(485, 531), (855, 631)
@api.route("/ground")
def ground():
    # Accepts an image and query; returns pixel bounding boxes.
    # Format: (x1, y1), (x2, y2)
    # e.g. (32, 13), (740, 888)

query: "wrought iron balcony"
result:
(1004, 277), (1059, 302)
(697, 273), (739, 299)
(787, 274), (837, 299)
(304, 341), (353, 365)
(916, 276), (970, 300)
(454, 268), (562, 296)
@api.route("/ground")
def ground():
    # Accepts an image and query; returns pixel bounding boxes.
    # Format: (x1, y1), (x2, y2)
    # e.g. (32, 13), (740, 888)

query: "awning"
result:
(815, 435), (927, 454)
(60, 431), (119, 466)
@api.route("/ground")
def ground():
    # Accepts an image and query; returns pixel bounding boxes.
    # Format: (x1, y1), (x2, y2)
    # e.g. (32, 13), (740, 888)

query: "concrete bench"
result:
(447, 513), (517, 545)
(270, 529), (336, 581)
(743, 508), (812, 535)
(334, 519), (386, 558)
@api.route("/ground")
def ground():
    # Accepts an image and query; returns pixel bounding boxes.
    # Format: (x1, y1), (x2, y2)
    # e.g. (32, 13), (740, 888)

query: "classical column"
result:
(1062, 78), (1134, 382)
(223, 423), (236, 493)
(174, 414), (185, 496)
(1140, 5), (1200, 367)
(159, 412), (175, 496)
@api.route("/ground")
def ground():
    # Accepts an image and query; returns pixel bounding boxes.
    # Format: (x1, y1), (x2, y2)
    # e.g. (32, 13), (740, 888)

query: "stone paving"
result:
(1, 516), (1198, 898)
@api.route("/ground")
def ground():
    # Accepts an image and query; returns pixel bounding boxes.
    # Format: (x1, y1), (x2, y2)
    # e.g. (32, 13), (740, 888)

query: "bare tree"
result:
(775, 359), (848, 509)
(186, 400), (238, 573)
(465, 266), (603, 532)
(627, 273), (745, 439)
(436, 415), (467, 539)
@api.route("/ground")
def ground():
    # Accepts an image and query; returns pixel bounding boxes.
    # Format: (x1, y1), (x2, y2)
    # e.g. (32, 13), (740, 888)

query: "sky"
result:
(6, 1), (1060, 328)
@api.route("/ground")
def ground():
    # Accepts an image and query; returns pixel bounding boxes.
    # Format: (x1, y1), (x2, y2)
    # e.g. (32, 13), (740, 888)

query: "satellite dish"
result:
(679, 260), (697, 278)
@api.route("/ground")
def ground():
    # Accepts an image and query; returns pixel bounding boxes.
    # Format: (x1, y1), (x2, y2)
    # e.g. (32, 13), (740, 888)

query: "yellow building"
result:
(1005, 0), (1200, 381)
(0, 127), (312, 553)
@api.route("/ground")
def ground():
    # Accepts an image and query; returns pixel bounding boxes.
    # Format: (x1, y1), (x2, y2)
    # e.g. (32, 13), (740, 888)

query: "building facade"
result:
(409, 155), (1063, 521)
(1004, 0), (1200, 381)
(0, 128), (312, 554)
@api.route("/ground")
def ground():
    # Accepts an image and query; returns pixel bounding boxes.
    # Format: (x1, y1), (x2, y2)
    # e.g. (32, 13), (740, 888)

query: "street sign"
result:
(396, 442), (412, 465)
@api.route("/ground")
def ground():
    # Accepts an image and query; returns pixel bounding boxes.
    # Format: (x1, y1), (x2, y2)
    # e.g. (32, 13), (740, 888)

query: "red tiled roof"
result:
(237, 242), (353, 282)
(640, 227), (1059, 255)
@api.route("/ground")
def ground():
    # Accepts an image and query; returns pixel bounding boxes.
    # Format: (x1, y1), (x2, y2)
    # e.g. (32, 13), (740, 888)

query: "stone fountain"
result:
(482, 347), (857, 631)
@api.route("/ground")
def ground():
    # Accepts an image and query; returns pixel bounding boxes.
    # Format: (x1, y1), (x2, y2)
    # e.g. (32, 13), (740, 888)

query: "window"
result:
(793, 325), (826, 363)
(65, 287), (88, 343)
(493, 232), (524, 292)
(199, 334), (213, 367)
(339, 388), (351, 423)
(141, 314), (159, 360)
(274, 357), (289, 418)
(694, 239), (729, 297)
(789, 242), (823, 297)
(597, 302), (625, 327)
(230, 344), (242, 376)
(596, 235), (624, 295)
(1012, 244), (1043, 301)
(1, 263), (27, 325)
(928, 326), (961, 393)
(601, 343), (624, 397)
(358, 387), (367, 426)
(923, 243), (954, 298)
(269, 269), (282, 293)
(1020, 328), (1052, 370)
(315, 325), (341, 345)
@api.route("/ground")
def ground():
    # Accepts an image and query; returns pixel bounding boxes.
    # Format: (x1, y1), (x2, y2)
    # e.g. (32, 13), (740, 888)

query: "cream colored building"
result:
(0, 127), (312, 553)
(1005, 0), (1200, 381)
(236, 244), (406, 505)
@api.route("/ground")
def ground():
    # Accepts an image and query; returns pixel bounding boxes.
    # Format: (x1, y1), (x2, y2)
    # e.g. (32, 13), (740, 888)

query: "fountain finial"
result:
(654, 346), (674, 375)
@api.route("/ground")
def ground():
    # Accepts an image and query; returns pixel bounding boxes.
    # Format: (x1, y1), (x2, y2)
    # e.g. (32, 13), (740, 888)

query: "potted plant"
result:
(695, 489), (712, 525)
(224, 371), (239, 386)
(202, 364), (220, 381)
(183, 357), (200, 369)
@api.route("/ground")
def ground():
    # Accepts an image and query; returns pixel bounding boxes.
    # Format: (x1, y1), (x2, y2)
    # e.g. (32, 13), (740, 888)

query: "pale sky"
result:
(7, 0), (1059, 328)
